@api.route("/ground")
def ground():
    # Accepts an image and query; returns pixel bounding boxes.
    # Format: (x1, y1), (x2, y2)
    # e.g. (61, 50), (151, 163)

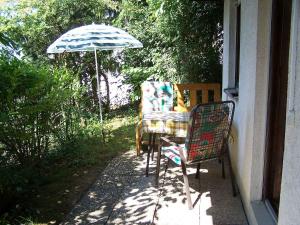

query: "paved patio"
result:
(62, 150), (248, 225)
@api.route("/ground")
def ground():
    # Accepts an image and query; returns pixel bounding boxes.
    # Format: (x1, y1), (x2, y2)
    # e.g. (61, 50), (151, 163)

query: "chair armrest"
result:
(160, 136), (187, 163)
(160, 136), (179, 146)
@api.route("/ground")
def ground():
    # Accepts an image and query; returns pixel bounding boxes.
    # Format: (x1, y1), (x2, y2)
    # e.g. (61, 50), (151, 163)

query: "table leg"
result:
(151, 133), (156, 161)
(155, 134), (161, 186)
(145, 133), (152, 176)
(135, 123), (142, 156)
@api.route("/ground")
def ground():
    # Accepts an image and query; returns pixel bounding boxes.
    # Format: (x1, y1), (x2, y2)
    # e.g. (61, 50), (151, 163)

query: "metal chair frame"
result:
(155, 101), (237, 209)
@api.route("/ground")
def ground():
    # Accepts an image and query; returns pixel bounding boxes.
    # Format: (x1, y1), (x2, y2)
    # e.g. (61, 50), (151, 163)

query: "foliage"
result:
(0, 55), (82, 167)
(0, 33), (16, 49)
(0, 54), (92, 214)
(0, 0), (117, 59)
(0, 0), (224, 221)
(115, 0), (223, 99)
(0, 32), (19, 58)
(0, 0), (119, 113)
(0, 110), (136, 224)
(1, 0), (223, 103)
(154, 0), (223, 83)
(0, 53), (104, 220)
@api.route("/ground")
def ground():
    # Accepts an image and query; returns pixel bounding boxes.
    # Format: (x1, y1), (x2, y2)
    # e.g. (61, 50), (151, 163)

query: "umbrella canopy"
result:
(47, 23), (143, 53)
(47, 23), (143, 123)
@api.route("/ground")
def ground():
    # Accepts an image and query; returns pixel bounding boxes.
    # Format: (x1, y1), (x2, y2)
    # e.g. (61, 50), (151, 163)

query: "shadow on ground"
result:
(62, 151), (248, 225)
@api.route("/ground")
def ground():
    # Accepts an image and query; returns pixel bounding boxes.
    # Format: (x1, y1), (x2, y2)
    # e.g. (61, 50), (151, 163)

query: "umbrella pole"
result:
(94, 48), (103, 123)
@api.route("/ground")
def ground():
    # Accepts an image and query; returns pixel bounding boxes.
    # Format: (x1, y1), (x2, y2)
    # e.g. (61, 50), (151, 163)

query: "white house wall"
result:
(224, 0), (300, 224)
(223, 0), (273, 224)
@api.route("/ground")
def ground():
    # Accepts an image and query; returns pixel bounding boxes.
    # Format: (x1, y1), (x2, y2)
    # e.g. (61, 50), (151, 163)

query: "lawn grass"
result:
(0, 110), (137, 225)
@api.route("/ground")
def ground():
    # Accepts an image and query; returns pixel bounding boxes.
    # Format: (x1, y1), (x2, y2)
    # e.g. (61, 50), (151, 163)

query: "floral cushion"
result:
(142, 81), (173, 112)
(161, 144), (187, 165)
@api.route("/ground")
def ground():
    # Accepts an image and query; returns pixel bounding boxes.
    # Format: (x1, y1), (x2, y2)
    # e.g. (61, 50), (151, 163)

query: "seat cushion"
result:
(161, 144), (187, 165)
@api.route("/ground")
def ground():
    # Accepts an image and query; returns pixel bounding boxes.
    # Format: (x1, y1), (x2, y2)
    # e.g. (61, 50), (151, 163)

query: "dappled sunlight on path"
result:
(154, 161), (248, 225)
(62, 150), (248, 225)
(62, 151), (158, 225)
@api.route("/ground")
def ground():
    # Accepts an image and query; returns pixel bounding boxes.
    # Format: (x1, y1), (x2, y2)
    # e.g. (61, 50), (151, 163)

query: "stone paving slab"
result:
(62, 151), (148, 225)
(62, 150), (248, 225)
(154, 161), (248, 225)
(106, 175), (157, 225)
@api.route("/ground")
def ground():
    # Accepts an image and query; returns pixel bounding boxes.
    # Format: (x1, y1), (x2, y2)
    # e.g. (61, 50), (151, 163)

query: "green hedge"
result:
(0, 55), (88, 211)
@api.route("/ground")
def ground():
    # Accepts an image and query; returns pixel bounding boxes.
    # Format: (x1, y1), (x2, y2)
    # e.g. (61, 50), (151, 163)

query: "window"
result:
(224, 2), (241, 99)
(235, 3), (241, 89)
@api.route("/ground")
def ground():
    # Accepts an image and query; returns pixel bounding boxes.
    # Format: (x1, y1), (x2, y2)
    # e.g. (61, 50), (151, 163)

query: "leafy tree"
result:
(154, 0), (223, 83)
(0, 0), (119, 113)
(0, 33), (15, 48)
(115, 0), (223, 99)
(0, 0), (117, 59)
(1, 0), (223, 104)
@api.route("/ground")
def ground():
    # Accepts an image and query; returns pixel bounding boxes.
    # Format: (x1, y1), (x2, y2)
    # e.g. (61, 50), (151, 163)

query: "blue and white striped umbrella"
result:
(47, 23), (143, 53)
(47, 23), (143, 123)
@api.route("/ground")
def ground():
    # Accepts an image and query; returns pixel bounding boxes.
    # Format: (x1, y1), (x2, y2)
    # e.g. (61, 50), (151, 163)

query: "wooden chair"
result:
(156, 101), (236, 209)
(173, 83), (221, 112)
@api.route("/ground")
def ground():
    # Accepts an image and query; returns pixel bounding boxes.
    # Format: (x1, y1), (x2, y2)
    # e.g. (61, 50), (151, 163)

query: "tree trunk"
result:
(90, 69), (99, 109)
(101, 72), (110, 114)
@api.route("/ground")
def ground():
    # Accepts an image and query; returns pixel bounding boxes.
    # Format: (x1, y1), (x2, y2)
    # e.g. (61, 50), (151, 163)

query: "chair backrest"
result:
(185, 101), (235, 163)
(174, 83), (221, 112)
(141, 81), (173, 113)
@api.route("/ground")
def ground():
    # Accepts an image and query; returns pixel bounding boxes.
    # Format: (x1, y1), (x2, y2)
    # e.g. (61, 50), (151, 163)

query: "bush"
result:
(0, 55), (95, 213)
(0, 55), (81, 167)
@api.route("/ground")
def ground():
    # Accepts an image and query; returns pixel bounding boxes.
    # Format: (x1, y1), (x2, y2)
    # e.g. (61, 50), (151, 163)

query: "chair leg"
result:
(165, 159), (170, 172)
(198, 163), (201, 194)
(196, 163), (201, 201)
(182, 162), (193, 210)
(226, 144), (237, 196)
(195, 163), (200, 179)
(146, 133), (152, 177)
(222, 157), (226, 179)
